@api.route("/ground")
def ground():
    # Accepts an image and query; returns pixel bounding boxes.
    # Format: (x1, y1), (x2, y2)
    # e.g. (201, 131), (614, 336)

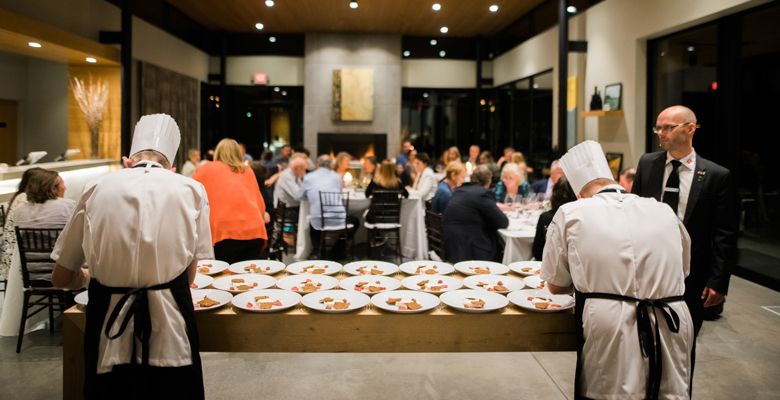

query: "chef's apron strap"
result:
(573, 289), (587, 400)
(168, 272), (205, 399)
(84, 278), (113, 399)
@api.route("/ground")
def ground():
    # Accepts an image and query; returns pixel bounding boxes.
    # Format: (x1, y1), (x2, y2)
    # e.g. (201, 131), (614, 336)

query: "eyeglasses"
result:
(652, 122), (700, 135)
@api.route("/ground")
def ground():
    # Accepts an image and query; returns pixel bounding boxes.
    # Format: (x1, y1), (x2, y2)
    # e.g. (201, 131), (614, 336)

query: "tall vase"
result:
(90, 126), (100, 159)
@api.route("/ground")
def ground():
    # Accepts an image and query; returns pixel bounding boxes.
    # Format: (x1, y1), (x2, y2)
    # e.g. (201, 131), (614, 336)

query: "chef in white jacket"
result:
(51, 114), (213, 399)
(542, 141), (694, 400)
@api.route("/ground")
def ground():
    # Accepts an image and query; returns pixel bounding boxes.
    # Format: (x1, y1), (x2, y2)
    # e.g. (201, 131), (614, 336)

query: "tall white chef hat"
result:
(129, 114), (180, 164)
(559, 140), (614, 194)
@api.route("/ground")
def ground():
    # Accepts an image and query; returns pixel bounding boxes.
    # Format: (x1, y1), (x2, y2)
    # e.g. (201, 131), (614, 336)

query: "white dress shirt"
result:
(273, 168), (302, 207)
(51, 163), (213, 373)
(662, 149), (696, 220)
(541, 186), (693, 399)
(410, 167), (436, 201)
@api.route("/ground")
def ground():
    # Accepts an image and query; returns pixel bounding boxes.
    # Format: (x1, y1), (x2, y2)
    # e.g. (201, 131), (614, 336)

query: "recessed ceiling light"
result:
(566, 6), (577, 13)
(432, 3), (441, 11)
(439, 50), (446, 57)
(28, 42), (42, 48)
(489, 4), (499, 12)
(430, 39), (437, 46)
(440, 26), (448, 34)
(349, 1), (358, 9)
(533, 83), (540, 89)
(265, 0), (274, 6)
(247, 111), (253, 118)
(281, 90), (288, 96)
(269, 36), (277, 43)
(85, 57), (97, 63)
(687, 46), (695, 52)
(255, 22), (264, 30)
(403, 50), (411, 57)
(423, 92), (429, 98)
(274, 86), (280, 92)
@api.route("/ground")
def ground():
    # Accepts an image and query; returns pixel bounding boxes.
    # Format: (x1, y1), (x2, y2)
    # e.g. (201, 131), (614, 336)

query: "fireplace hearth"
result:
(317, 133), (387, 160)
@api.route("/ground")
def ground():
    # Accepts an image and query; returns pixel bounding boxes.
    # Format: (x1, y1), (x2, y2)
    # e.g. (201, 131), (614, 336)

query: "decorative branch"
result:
(71, 75), (109, 157)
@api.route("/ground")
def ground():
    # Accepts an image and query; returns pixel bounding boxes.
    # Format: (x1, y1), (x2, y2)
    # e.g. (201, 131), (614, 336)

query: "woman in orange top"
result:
(193, 138), (268, 263)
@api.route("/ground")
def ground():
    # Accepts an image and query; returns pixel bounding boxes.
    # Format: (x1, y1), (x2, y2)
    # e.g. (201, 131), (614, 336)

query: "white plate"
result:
(190, 289), (233, 312)
(371, 290), (440, 313)
(463, 274), (525, 294)
(74, 291), (88, 305)
(301, 289), (370, 313)
(454, 261), (510, 276)
(286, 260), (342, 276)
(523, 275), (547, 290)
(401, 274), (462, 294)
(196, 259), (229, 276)
(507, 289), (575, 313)
(190, 273), (214, 289)
(399, 261), (455, 276)
(508, 261), (543, 276)
(440, 289), (509, 313)
(342, 260), (399, 276)
(228, 260), (286, 275)
(339, 275), (401, 295)
(212, 273), (276, 293)
(276, 274), (339, 294)
(232, 289), (301, 313)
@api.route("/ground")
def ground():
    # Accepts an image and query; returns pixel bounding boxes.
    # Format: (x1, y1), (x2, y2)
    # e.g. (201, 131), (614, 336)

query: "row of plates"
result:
(190, 272), (548, 295)
(188, 288), (574, 314)
(196, 259), (543, 277)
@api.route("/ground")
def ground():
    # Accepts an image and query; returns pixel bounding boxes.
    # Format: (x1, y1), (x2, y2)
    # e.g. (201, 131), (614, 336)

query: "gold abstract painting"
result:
(332, 68), (374, 121)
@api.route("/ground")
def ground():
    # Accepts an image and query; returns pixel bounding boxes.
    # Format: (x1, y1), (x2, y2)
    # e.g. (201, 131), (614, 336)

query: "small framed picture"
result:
(604, 83), (622, 110)
(605, 152), (623, 179)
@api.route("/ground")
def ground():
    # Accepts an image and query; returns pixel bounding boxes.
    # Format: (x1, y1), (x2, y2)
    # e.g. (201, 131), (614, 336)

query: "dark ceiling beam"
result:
(557, 0), (568, 151)
(120, 0), (132, 158)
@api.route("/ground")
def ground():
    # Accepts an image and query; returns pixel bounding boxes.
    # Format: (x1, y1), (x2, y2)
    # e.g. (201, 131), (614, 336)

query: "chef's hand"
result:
(701, 287), (725, 307)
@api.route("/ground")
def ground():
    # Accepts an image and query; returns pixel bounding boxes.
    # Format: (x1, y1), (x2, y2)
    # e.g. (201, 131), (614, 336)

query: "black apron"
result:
(84, 269), (204, 400)
(573, 290), (685, 400)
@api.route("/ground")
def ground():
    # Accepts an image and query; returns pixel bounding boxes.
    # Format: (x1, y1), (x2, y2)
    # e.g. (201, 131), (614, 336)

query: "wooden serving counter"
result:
(61, 272), (576, 400)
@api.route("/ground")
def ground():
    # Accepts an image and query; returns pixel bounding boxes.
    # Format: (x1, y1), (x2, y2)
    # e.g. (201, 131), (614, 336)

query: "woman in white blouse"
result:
(0, 168), (75, 336)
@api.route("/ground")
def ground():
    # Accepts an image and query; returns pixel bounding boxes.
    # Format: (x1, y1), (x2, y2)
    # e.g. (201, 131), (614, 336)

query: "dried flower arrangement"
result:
(71, 76), (109, 158)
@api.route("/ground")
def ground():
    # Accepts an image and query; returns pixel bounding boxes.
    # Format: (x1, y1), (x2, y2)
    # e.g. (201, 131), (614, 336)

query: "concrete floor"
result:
(1, 276), (779, 400)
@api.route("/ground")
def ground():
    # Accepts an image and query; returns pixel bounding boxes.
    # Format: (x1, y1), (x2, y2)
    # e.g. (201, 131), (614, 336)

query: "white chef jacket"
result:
(662, 149), (696, 220)
(51, 162), (213, 373)
(541, 185), (694, 400)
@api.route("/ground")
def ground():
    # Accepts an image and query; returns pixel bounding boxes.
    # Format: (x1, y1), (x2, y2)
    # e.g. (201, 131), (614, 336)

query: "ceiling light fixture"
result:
(432, 3), (441, 11)
(274, 87), (280, 92)
(430, 39), (437, 46)
(687, 46), (695, 52)
(28, 42), (42, 48)
(403, 50), (411, 57)
(440, 26), (448, 34)
(269, 36), (277, 43)
(489, 4), (499, 12)
(265, 0), (275, 6)
(439, 50), (446, 57)
(85, 57), (97, 63)
(255, 22), (264, 30)
(423, 92), (429, 98)
(566, 6), (577, 14)
(349, 1), (358, 9)
(281, 90), (288, 96)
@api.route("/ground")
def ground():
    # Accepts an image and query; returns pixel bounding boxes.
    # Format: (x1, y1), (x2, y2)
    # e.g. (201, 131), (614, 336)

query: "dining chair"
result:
(14, 226), (75, 353)
(364, 190), (404, 263)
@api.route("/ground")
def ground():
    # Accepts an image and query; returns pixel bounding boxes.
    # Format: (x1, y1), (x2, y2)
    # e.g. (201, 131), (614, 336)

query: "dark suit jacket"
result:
(443, 183), (509, 262)
(531, 178), (550, 195)
(532, 209), (555, 261)
(632, 151), (739, 297)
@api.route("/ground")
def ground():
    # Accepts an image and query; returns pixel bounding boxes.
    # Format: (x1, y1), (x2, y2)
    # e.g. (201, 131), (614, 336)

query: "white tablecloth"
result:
(498, 210), (542, 264)
(293, 191), (428, 261)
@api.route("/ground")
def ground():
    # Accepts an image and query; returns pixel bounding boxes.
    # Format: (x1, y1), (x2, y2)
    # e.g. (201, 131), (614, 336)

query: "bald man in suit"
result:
(633, 105), (739, 339)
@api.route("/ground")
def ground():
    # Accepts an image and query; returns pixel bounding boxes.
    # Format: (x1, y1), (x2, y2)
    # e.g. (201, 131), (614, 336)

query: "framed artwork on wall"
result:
(604, 83), (622, 111)
(605, 152), (624, 179)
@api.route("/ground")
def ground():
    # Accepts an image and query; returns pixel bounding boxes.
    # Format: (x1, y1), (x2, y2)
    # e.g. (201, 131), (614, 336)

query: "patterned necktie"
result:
(663, 160), (682, 214)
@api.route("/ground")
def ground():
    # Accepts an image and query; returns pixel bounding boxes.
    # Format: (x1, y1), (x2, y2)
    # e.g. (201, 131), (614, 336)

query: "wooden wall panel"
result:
(67, 66), (121, 160)
(139, 61), (199, 170)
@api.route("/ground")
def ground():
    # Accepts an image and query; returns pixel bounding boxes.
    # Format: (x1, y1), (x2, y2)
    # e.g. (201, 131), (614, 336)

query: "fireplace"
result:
(317, 133), (387, 161)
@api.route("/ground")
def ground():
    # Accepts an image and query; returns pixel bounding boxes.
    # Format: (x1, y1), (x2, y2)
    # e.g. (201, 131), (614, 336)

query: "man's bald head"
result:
(290, 156), (308, 177)
(659, 105), (697, 124)
(656, 105), (698, 156)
